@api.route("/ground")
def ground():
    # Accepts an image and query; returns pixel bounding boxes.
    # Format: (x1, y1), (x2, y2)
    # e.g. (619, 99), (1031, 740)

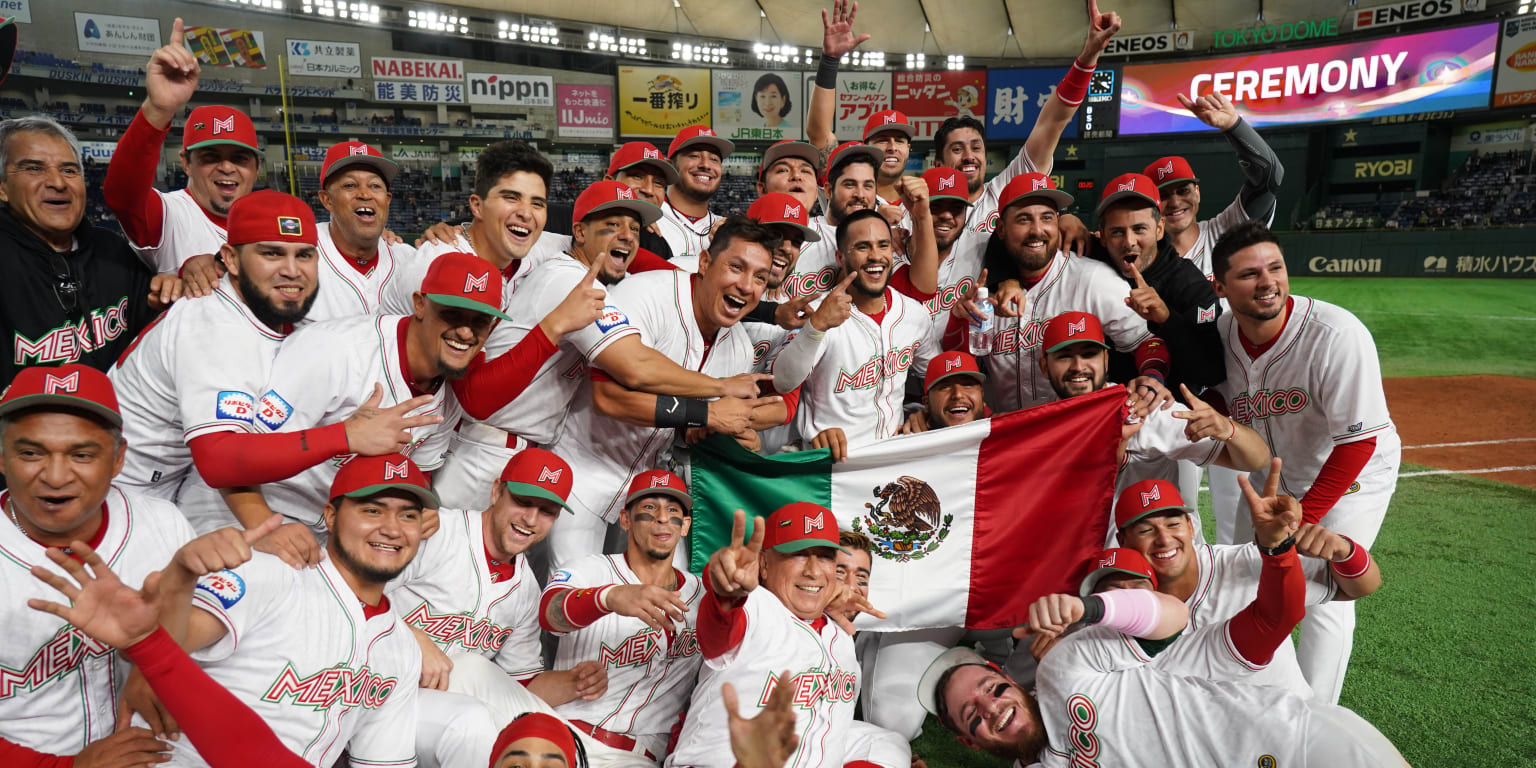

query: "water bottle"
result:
(969, 286), (995, 357)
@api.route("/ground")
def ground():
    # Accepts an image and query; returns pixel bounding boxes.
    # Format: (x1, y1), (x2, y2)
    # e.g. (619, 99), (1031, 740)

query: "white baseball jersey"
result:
(1215, 296), (1401, 501)
(173, 553), (420, 768)
(667, 589), (860, 768)
(656, 202), (719, 262)
(305, 220), (423, 325)
(129, 188), (227, 274)
(775, 216), (841, 299)
(1179, 195), (1263, 280)
(923, 150), (1047, 325)
(547, 270), (756, 523)
(0, 488), (193, 754)
(1034, 624), (1313, 768)
(252, 314), (460, 530)
(545, 554), (705, 738)
(380, 234), (550, 316)
(1117, 401), (1225, 492)
(386, 507), (544, 679)
(980, 254), (1152, 412)
(780, 286), (939, 448)
(110, 278), (289, 513)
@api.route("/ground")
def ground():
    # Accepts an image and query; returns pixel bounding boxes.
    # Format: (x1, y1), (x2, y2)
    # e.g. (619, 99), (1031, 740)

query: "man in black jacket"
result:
(0, 116), (166, 389)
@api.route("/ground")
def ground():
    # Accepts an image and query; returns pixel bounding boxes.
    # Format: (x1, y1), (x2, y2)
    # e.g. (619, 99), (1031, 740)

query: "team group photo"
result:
(0, 0), (1531, 766)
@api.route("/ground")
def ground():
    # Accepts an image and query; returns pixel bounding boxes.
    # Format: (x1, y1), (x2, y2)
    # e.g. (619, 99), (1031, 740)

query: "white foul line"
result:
(1397, 465), (1536, 478)
(1403, 437), (1536, 450)
(1353, 310), (1536, 322)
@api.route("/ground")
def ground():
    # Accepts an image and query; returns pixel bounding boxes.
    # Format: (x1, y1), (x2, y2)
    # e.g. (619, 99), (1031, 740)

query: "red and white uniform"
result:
(925, 152), (1048, 324)
(0, 488), (193, 754)
(1114, 402), (1227, 543)
(774, 216), (841, 299)
(656, 202), (719, 263)
(306, 220), (423, 325)
(982, 254), (1152, 412)
(165, 553), (420, 768)
(544, 555), (705, 748)
(381, 235), (549, 316)
(1176, 196), (1251, 280)
(128, 189), (227, 274)
(109, 278), (290, 514)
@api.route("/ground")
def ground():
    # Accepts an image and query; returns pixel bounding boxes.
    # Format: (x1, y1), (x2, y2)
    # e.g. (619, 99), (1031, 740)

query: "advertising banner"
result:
(1495, 16), (1536, 107)
(987, 67), (1077, 141)
(1352, 0), (1474, 31)
(75, 13), (160, 57)
(557, 84), (614, 139)
(370, 57), (464, 82)
(1451, 119), (1526, 149)
(287, 39), (361, 78)
(1120, 23), (1497, 135)
(801, 72), (891, 140)
(373, 81), (465, 103)
(1329, 154), (1418, 183)
(467, 73), (554, 107)
(184, 27), (266, 69)
(3, 1), (31, 25)
(618, 66), (710, 138)
(79, 141), (116, 163)
(1103, 30), (1193, 58)
(893, 70), (988, 140)
(391, 145), (440, 161)
(712, 69), (803, 141)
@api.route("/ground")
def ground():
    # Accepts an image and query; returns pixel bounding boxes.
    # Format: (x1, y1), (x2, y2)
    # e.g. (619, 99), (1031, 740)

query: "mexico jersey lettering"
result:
(305, 220), (424, 325)
(546, 554), (705, 738)
(775, 217), (841, 300)
(1215, 296), (1400, 498)
(666, 590), (859, 768)
(0, 488), (193, 755)
(387, 508), (544, 679)
(130, 188), (228, 274)
(984, 254), (1152, 412)
(174, 553), (419, 768)
(656, 201), (718, 261)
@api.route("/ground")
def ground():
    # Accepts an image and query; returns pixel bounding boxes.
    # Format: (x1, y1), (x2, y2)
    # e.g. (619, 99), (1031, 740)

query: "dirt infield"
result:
(1386, 375), (1536, 489)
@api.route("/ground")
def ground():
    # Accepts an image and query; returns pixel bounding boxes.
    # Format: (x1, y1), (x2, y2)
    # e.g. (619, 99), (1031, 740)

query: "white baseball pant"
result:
(857, 628), (966, 740)
(1304, 702), (1409, 766)
(434, 426), (525, 512)
(414, 688), (497, 768)
(846, 720), (912, 768)
(1207, 464), (1244, 544)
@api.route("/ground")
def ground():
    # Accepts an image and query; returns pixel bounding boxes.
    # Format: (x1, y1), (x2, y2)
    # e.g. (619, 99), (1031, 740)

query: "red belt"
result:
(571, 720), (657, 761)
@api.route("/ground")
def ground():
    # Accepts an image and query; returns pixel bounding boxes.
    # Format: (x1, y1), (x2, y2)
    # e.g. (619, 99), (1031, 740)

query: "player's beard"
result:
(991, 692), (1048, 762)
(329, 535), (410, 585)
(238, 270), (317, 329)
(1048, 366), (1105, 400)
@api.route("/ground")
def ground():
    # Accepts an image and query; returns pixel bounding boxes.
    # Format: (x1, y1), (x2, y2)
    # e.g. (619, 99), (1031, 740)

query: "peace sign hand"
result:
(1238, 457), (1301, 550)
(708, 510), (765, 599)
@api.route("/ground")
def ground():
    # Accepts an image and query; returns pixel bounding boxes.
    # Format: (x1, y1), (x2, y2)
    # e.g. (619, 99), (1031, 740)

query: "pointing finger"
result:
(171, 19), (186, 49)
(1176, 92), (1196, 111)
(242, 515), (283, 547)
(1128, 261), (1149, 289)
(1178, 383), (1206, 408)
(834, 270), (858, 293)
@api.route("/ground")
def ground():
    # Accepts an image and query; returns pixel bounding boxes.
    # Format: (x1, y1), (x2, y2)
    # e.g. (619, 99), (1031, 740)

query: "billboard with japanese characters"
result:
(713, 69), (803, 142)
(801, 72), (891, 140)
(893, 71), (988, 140)
(986, 67), (1078, 141)
(558, 85), (614, 139)
(619, 66), (711, 138)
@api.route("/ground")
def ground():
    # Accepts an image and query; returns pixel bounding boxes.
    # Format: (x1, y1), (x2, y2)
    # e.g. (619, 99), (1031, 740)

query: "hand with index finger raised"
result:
(809, 272), (857, 331)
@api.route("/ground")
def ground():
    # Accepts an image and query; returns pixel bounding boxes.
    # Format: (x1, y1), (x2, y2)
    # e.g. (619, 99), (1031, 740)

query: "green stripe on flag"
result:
(687, 436), (834, 573)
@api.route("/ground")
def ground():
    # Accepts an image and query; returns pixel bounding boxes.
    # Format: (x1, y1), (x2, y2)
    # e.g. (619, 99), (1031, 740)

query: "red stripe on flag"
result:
(966, 386), (1126, 629)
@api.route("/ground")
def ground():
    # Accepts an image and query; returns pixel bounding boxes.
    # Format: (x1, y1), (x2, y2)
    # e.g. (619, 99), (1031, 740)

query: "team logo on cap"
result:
(464, 271), (489, 293)
(855, 476), (953, 562)
(349, 144), (369, 156)
(278, 216), (303, 237)
(538, 466), (564, 484)
(213, 116), (235, 135)
(617, 186), (634, 200)
(42, 372), (80, 394)
(1156, 160), (1174, 180)
(1117, 179), (1137, 193)
(1031, 177), (1049, 191)
(1098, 551), (1118, 568)
(384, 460), (410, 480)
(651, 475), (671, 488)
(882, 113), (898, 124)
(944, 357), (963, 372)
(699, 128), (715, 136)
(803, 511), (826, 534)
(937, 175), (956, 191)
(1068, 317), (1087, 337)
(1140, 484), (1162, 507)
(642, 147), (660, 159)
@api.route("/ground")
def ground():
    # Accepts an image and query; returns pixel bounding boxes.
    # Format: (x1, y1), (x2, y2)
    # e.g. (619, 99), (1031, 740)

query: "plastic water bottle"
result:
(969, 286), (995, 357)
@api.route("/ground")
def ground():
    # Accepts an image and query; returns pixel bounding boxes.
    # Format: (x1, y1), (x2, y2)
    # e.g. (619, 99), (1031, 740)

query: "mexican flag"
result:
(687, 386), (1127, 632)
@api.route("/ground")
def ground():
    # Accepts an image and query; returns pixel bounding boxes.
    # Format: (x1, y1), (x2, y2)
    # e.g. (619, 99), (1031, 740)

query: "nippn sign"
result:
(467, 73), (555, 108)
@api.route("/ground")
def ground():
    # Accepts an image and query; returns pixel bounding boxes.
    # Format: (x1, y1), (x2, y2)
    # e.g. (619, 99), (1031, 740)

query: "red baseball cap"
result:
(1114, 478), (1190, 530)
(823, 141), (883, 184)
(499, 448), (574, 513)
(624, 469), (693, 513)
(1097, 173), (1161, 217)
(922, 167), (970, 206)
(999, 172), (1073, 213)
(1042, 311), (1108, 354)
(420, 251), (513, 322)
(924, 350), (985, 392)
(1144, 156), (1198, 189)
(668, 125), (734, 159)
(606, 141), (679, 186)
(0, 364), (121, 427)
(1078, 548), (1157, 597)
(573, 180), (663, 227)
(863, 109), (915, 142)
(488, 714), (577, 768)
(759, 139), (821, 180)
(226, 189), (318, 247)
(329, 453), (439, 509)
(747, 192), (821, 242)
(321, 141), (398, 188)
(183, 105), (260, 155)
(762, 502), (848, 554)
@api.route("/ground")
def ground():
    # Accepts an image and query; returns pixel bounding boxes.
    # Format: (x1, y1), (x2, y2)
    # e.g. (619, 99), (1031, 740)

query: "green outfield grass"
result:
(909, 278), (1536, 767)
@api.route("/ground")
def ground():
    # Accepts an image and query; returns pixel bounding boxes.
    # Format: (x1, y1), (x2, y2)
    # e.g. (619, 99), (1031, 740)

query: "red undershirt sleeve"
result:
(1300, 437), (1376, 525)
(775, 383), (801, 425)
(1226, 548), (1307, 667)
(188, 424), (350, 488)
(104, 111), (169, 250)
(0, 738), (71, 768)
(888, 265), (936, 302)
(1133, 335), (1171, 381)
(451, 325), (559, 419)
(697, 566), (749, 660)
(941, 313), (968, 352)
(124, 627), (308, 768)
(628, 248), (679, 273)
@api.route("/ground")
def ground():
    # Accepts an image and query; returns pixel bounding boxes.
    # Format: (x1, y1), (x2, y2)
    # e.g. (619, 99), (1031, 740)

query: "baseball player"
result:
(772, 141), (881, 300)
(658, 126), (733, 261)
(1207, 222), (1401, 703)
(126, 452), (430, 768)
(899, 350), (990, 433)
(307, 140), (423, 325)
(104, 18), (258, 288)
(756, 140), (822, 224)
(542, 216), (785, 570)
(606, 141), (679, 211)
(669, 505), (891, 768)
(0, 365), (192, 763)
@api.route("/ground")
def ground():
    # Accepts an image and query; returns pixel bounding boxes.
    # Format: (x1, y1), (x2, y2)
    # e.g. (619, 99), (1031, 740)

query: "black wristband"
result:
(655, 396), (709, 428)
(685, 398), (709, 428)
(816, 54), (840, 90)
(1079, 594), (1105, 625)
(1256, 533), (1297, 557)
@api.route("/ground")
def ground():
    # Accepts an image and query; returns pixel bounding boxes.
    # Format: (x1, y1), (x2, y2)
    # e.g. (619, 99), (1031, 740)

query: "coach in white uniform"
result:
(307, 140), (422, 324)
(1208, 222), (1400, 704)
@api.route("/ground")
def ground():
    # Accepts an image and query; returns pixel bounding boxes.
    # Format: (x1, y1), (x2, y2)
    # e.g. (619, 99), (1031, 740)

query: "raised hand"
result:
(175, 515), (283, 577)
(27, 543), (163, 649)
(896, 174), (929, 211)
(143, 18), (200, 127)
(343, 383), (444, 455)
(810, 272), (857, 331)
(724, 671), (799, 768)
(826, 580), (886, 635)
(950, 268), (991, 325)
(1238, 457), (1301, 549)
(820, 0), (871, 59)
(775, 293), (817, 330)
(1083, 0), (1123, 58)
(707, 510), (765, 599)
(1124, 262), (1170, 324)
(606, 584), (689, 634)
(1177, 90), (1241, 132)
(1022, 593), (1085, 639)
(1172, 384), (1237, 443)
(539, 254), (608, 340)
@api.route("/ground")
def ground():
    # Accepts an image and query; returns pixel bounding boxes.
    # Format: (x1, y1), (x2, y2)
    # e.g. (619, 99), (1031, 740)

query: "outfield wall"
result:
(1277, 230), (1536, 278)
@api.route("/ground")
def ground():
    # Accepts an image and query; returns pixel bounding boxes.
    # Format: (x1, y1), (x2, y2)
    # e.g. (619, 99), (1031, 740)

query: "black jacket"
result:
(1090, 238), (1226, 395)
(0, 205), (158, 388)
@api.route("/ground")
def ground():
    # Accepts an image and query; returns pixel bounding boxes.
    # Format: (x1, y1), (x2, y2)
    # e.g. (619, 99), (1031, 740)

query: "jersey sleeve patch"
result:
(596, 306), (631, 333)
(256, 390), (294, 431)
(215, 390), (256, 424)
(195, 569), (247, 609)
(548, 569), (572, 585)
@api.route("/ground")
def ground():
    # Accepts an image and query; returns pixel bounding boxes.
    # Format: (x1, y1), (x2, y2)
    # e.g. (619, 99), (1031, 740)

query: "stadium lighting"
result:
(905, 53), (926, 69)
(754, 43), (809, 65)
(840, 50), (885, 68)
(591, 33), (647, 56)
(673, 42), (729, 65)
(500, 21), (560, 45)
(408, 8), (468, 34)
(226, 0), (284, 9)
(301, 0), (378, 21)
(946, 53), (965, 70)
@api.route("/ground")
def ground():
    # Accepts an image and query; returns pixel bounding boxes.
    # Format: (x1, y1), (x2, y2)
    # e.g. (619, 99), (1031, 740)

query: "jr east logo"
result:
(1229, 387), (1310, 423)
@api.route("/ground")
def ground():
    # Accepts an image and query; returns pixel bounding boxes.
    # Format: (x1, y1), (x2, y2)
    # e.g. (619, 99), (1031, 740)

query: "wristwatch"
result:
(1256, 533), (1296, 556)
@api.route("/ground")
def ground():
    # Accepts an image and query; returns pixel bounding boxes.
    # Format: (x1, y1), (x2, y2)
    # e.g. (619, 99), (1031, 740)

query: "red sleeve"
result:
(1226, 549), (1307, 667)
(1133, 335), (1171, 381)
(188, 424), (350, 488)
(537, 586), (611, 632)
(697, 566), (749, 660)
(941, 313), (968, 352)
(451, 326), (560, 419)
(125, 628), (308, 768)
(0, 739), (70, 768)
(775, 383), (801, 425)
(888, 265), (936, 302)
(589, 368), (615, 383)
(627, 249), (679, 273)
(1300, 437), (1376, 525)
(104, 111), (169, 250)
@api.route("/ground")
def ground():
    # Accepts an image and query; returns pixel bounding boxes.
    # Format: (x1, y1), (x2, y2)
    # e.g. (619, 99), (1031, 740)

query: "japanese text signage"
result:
(713, 69), (803, 141)
(287, 39), (361, 77)
(987, 68), (1077, 141)
(618, 66), (711, 138)
(1495, 16), (1536, 107)
(468, 73), (554, 107)
(557, 84), (614, 139)
(373, 81), (464, 104)
(75, 13), (160, 57)
(801, 72), (891, 140)
(893, 70), (988, 140)
(370, 57), (464, 82)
